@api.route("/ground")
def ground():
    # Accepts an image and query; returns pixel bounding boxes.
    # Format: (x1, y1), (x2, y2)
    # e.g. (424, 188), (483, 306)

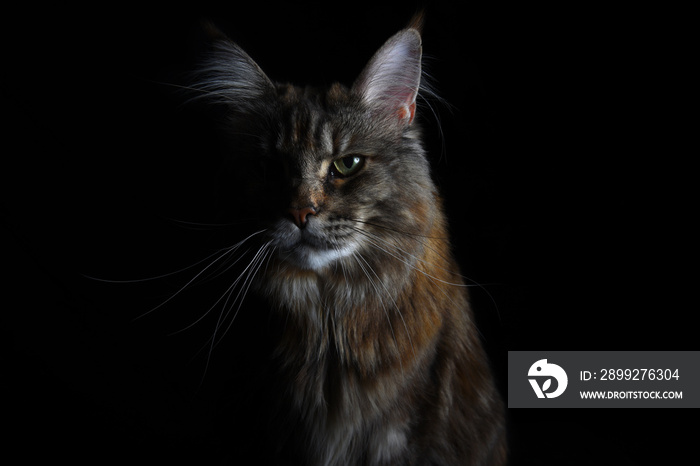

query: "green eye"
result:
(331, 156), (365, 177)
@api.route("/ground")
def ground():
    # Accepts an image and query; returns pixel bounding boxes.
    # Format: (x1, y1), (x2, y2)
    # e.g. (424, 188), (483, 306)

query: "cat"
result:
(186, 16), (507, 466)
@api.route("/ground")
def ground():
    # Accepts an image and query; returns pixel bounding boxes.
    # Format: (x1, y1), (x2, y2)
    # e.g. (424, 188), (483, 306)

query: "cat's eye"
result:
(331, 156), (365, 178)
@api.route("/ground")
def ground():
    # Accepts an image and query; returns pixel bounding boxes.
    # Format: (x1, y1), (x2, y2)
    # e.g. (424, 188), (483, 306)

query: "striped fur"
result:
(194, 19), (506, 466)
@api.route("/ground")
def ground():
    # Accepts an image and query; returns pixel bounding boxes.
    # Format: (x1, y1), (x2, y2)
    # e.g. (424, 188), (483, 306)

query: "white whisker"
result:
(351, 252), (405, 371)
(213, 242), (274, 348)
(193, 241), (273, 382)
(354, 251), (416, 362)
(349, 224), (501, 322)
(131, 229), (268, 321)
(166, 248), (252, 337)
(84, 245), (239, 284)
(350, 226), (470, 288)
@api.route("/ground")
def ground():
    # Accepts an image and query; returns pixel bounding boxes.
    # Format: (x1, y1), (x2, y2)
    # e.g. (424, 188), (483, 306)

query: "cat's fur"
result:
(192, 18), (506, 466)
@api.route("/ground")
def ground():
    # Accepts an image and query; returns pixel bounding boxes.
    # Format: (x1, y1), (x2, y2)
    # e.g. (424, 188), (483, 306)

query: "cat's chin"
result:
(282, 242), (356, 272)
(269, 218), (358, 272)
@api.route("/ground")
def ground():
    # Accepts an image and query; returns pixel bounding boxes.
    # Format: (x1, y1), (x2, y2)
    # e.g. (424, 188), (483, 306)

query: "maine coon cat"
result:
(186, 17), (507, 466)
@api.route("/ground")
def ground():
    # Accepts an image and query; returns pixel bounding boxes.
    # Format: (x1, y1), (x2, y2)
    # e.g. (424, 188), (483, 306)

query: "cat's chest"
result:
(284, 359), (413, 466)
(259, 262), (372, 320)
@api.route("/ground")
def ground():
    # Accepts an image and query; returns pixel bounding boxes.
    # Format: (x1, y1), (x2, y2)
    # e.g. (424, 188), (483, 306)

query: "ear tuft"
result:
(407, 10), (425, 34)
(190, 23), (274, 110)
(352, 28), (422, 126)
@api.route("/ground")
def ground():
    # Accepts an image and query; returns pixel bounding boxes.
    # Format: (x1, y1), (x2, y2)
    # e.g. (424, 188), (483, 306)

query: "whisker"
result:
(344, 216), (469, 277)
(212, 242), (274, 348)
(349, 226), (470, 288)
(198, 247), (251, 284)
(85, 229), (267, 286)
(351, 253), (406, 373)
(131, 247), (238, 322)
(131, 229), (268, 321)
(349, 225), (501, 322)
(83, 247), (235, 284)
(343, 216), (475, 281)
(188, 241), (272, 383)
(344, 217), (449, 241)
(164, 217), (260, 230)
(354, 252), (415, 362)
(166, 250), (250, 337)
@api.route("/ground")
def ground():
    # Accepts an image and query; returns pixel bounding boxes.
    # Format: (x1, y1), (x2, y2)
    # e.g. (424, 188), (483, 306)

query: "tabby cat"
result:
(188, 17), (507, 466)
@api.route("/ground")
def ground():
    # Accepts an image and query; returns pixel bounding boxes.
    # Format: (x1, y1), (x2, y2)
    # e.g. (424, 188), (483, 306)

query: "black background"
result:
(3, 2), (693, 465)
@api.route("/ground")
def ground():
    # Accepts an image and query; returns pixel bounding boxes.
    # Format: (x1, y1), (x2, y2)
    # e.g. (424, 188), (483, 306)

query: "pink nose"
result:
(288, 206), (317, 229)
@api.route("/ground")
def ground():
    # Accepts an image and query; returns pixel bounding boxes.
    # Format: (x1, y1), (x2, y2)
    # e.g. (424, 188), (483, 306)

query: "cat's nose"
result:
(288, 206), (317, 229)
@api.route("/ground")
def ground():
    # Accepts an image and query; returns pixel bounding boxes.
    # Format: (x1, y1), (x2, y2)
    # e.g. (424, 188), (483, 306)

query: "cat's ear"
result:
(352, 28), (422, 126)
(191, 22), (275, 110)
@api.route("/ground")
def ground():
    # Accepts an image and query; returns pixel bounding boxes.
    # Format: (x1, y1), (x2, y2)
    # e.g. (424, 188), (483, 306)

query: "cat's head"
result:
(193, 22), (441, 285)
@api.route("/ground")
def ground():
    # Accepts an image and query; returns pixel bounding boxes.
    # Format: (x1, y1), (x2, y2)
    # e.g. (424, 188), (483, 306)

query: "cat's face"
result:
(246, 84), (434, 273)
(197, 27), (438, 277)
